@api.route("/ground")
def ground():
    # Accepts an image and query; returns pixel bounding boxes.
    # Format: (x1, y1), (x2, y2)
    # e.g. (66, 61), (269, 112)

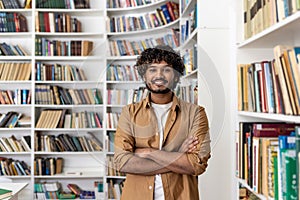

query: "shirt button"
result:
(149, 186), (152, 190)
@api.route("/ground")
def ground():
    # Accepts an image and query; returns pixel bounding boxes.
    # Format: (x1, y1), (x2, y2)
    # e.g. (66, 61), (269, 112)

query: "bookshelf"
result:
(235, 0), (300, 199)
(0, 0), (108, 199)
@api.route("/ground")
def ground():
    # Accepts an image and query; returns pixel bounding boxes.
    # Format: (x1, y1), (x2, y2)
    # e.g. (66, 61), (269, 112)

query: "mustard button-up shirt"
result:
(114, 94), (211, 200)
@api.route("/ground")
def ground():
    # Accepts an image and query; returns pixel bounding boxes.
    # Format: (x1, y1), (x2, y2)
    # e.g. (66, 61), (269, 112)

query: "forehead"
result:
(148, 61), (172, 68)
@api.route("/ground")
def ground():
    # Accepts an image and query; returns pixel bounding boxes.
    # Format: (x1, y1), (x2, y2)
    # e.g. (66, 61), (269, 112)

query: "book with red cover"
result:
(252, 123), (298, 137)
(67, 183), (81, 196)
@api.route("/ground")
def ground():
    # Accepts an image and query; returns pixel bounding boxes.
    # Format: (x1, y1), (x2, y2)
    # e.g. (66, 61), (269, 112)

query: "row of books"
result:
(182, 44), (198, 75)
(35, 110), (103, 129)
(106, 156), (125, 177)
(0, 135), (31, 152)
(244, 0), (300, 39)
(0, 62), (31, 81)
(108, 30), (179, 56)
(180, 3), (197, 43)
(0, 42), (29, 56)
(237, 45), (300, 115)
(35, 181), (103, 199)
(0, 0), (22, 9)
(106, 112), (120, 129)
(107, 2), (179, 33)
(107, 0), (157, 8)
(0, 12), (28, 32)
(107, 87), (148, 105)
(35, 85), (102, 105)
(34, 132), (102, 152)
(236, 122), (299, 199)
(0, 111), (28, 128)
(0, 157), (30, 176)
(175, 79), (198, 105)
(0, 89), (31, 105)
(34, 157), (63, 176)
(107, 179), (124, 199)
(36, 0), (90, 9)
(35, 62), (87, 81)
(35, 38), (93, 57)
(36, 12), (82, 33)
(107, 64), (141, 81)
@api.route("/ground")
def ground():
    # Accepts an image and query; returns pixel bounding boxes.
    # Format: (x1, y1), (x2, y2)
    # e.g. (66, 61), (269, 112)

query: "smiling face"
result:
(143, 61), (177, 94)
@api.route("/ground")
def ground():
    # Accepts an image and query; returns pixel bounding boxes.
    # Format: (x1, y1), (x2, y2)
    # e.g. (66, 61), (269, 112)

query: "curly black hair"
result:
(135, 45), (185, 81)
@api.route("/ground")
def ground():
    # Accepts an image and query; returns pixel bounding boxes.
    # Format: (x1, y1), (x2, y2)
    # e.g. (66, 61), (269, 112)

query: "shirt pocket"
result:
(133, 124), (159, 148)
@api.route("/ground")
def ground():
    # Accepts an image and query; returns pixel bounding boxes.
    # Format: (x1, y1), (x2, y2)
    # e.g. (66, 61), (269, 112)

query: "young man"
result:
(114, 45), (211, 200)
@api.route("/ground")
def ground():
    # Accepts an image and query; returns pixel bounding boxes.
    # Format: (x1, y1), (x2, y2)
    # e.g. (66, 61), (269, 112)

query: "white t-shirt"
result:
(151, 102), (172, 200)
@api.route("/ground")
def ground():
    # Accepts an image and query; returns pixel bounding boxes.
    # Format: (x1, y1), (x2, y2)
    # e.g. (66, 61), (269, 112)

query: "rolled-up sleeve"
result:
(113, 106), (135, 171)
(186, 106), (211, 176)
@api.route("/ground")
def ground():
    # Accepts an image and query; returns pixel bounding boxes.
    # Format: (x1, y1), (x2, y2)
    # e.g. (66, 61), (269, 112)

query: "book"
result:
(67, 183), (81, 196)
(0, 188), (12, 199)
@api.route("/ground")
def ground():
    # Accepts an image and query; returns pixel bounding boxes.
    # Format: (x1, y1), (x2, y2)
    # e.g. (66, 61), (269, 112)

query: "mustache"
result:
(150, 78), (168, 84)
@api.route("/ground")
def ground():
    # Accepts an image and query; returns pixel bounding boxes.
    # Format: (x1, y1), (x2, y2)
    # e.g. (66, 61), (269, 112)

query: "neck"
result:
(150, 91), (173, 104)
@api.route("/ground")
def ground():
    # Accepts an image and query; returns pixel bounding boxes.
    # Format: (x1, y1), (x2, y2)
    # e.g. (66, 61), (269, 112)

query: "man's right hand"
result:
(178, 136), (198, 153)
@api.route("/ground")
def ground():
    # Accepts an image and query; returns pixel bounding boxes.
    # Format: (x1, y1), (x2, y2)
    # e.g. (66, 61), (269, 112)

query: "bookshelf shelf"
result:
(238, 179), (267, 200)
(237, 11), (300, 48)
(181, 0), (196, 17)
(0, 56), (32, 60)
(107, 18), (180, 35)
(0, 152), (31, 155)
(106, 55), (138, 61)
(0, 33), (32, 36)
(181, 69), (197, 79)
(34, 56), (104, 61)
(0, 128), (31, 131)
(34, 105), (104, 108)
(34, 128), (104, 131)
(106, 0), (167, 12)
(238, 111), (300, 123)
(5, 176), (31, 179)
(35, 8), (105, 14)
(0, 9), (32, 12)
(34, 152), (104, 155)
(35, 33), (105, 37)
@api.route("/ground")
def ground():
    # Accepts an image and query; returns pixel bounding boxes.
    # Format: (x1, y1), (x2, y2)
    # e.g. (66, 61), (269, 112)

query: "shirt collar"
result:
(144, 92), (180, 111)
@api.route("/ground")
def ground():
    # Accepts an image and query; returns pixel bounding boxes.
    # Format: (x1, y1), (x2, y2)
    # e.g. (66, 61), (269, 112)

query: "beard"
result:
(145, 78), (173, 94)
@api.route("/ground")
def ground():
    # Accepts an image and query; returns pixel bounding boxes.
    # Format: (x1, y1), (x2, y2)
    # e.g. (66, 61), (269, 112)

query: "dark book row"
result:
(35, 84), (102, 105)
(36, 0), (90, 9)
(0, 12), (28, 32)
(35, 62), (87, 81)
(34, 157), (63, 176)
(108, 29), (179, 56)
(34, 181), (102, 200)
(108, 2), (179, 33)
(0, 157), (31, 176)
(34, 132), (102, 152)
(36, 12), (81, 33)
(35, 38), (93, 57)
(0, 0), (22, 9)
(0, 42), (28, 56)
(0, 111), (30, 128)
(107, 0), (153, 8)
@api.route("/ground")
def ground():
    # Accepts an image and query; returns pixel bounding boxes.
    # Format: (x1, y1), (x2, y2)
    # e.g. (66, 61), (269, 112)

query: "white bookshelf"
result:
(234, 1), (300, 199)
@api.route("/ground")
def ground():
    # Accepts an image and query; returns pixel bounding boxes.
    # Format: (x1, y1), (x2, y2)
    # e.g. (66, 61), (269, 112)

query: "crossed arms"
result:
(119, 136), (199, 175)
